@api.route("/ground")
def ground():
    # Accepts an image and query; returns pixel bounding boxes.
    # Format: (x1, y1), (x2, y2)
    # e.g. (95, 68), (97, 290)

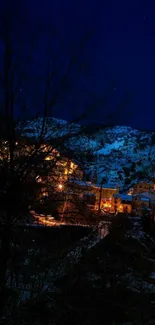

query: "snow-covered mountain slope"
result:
(84, 125), (155, 190)
(20, 119), (155, 191)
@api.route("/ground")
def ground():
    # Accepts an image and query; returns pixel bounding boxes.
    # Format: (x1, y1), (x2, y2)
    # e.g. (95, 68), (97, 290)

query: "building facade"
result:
(132, 182), (155, 194)
(112, 194), (132, 214)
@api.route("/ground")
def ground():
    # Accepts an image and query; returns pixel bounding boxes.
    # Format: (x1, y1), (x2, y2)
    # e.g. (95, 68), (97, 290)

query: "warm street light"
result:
(58, 183), (63, 190)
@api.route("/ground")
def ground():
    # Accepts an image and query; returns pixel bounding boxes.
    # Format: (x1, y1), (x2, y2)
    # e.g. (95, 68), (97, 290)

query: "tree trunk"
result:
(0, 224), (12, 317)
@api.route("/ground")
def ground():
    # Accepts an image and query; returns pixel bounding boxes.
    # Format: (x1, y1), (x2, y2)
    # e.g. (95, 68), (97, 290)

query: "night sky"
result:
(0, 0), (155, 131)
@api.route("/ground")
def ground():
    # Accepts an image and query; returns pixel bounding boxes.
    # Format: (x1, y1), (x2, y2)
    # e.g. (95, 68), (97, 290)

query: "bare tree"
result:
(0, 1), (100, 320)
(0, 1), (134, 323)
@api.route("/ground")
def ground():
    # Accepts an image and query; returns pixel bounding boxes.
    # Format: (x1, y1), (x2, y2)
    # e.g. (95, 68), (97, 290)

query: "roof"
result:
(94, 183), (118, 190)
(136, 181), (154, 186)
(114, 194), (133, 202)
(140, 192), (155, 202)
(140, 197), (149, 202)
(84, 192), (95, 196)
(132, 193), (150, 202)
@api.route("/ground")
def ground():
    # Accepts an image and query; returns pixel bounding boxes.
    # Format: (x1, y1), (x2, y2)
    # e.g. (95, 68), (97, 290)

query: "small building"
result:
(91, 183), (119, 199)
(137, 192), (155, 220)
(112, 194), (132, 214)
(132, 194), (150, 215)
(68, 181), (119, 212)
(139, 192), (155, 202)
(133, 182), (155, 194)
(91, 183), (119, 212)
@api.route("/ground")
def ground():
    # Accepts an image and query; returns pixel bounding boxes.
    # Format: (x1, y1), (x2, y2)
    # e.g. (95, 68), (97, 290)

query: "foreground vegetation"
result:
(1, 216), (155, 324)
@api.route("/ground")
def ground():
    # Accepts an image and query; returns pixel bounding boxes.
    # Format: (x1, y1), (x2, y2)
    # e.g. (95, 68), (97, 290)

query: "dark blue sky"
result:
(1, 0), (155, 130)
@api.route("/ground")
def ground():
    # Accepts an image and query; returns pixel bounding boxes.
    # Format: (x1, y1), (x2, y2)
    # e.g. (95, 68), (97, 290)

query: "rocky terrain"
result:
(20, 118), (155, 191)
(83, 125), (155, 191)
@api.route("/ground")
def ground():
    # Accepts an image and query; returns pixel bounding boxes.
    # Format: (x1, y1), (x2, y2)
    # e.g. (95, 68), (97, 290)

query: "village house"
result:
(132, 181), (155, 194)
(111, 191), (155, 218)
(66, 180), (119, 212)
(91, 183), (119, 212)
(34, 146), (155, 219)
(134, 192), (155, 220)
(112, 194), (132, 214)
(132, 194), (150, 214)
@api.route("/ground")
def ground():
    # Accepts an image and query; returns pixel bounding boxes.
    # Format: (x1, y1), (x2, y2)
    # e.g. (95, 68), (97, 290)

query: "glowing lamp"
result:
(58, 184), (63, 190)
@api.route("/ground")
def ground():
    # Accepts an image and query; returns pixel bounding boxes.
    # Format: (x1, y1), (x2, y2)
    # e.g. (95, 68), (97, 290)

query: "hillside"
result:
(84, 125), (155, 191)
(20, 118), (155, 191)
